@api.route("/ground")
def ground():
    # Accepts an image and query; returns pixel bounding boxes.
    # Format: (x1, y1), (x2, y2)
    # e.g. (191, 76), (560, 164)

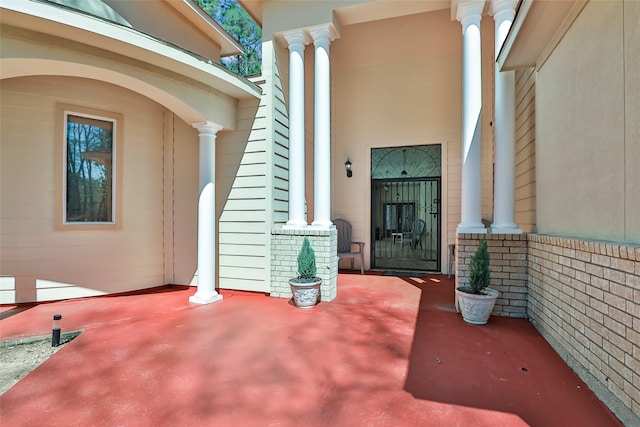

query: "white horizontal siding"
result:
(219, 255), (265, 268)
(218, 243), (267, 257)
(0, 76), (166, 302)
(215, 44), (290, 293)
(227, 176), (268, 188)
(219, 210), (266, 222)
(514, 68), (537, 233)
(227, 187), (265, 199)
(217, 75), (270, 292)
(218, 232), (266, 245)
(219, 222), (266, 233)
(216, 278), (268, 293)
(271, 55), (289, 227)
(218, 266), (266, 281)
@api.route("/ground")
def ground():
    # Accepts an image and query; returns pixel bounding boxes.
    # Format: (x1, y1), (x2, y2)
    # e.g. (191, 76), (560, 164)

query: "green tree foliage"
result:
(297, 238), (317, 280)
(193, 0), (262, 76)
(468, 237), (491, 294)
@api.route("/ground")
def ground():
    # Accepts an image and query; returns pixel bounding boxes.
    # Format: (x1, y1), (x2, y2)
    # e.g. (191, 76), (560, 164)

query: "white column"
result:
(284, 30), (310, 228)
(310, 24), (337, 229)
(457, 1), (487, 234)
(190, 121), (224, 304)
(490, 0), (521, 234)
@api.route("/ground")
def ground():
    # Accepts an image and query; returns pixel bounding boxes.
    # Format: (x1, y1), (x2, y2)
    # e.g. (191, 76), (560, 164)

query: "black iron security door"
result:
(371, 178), (440, 271)
(370, 145), (442, 272)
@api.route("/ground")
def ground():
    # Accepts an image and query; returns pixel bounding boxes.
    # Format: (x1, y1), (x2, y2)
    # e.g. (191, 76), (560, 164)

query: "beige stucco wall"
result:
(624, 0), (640, 240)
(0, 76), (171, 302)
(536, 0), (639, 243)
(267, 5), (498, 272)
(327, 9), (496, 270)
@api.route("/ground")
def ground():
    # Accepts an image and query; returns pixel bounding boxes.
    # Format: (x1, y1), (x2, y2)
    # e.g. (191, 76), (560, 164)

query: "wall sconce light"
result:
(344, 158), (352, 178)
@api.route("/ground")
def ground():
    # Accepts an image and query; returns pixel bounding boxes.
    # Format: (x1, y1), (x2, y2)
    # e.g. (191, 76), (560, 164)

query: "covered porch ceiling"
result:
(238, 0), (452, 29)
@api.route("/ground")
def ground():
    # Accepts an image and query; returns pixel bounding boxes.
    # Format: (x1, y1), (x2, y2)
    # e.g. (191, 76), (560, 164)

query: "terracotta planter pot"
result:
(455, 287), (499, 325)
(289, 278), (322, 309)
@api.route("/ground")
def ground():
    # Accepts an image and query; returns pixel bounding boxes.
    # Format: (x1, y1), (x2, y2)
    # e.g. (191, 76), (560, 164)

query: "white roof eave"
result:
(498, 0), (586, 72)
(1, 0), (260, 99)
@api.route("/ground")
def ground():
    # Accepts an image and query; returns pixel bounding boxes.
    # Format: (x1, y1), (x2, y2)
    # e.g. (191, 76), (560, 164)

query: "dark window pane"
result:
(65, 114), (114, 223)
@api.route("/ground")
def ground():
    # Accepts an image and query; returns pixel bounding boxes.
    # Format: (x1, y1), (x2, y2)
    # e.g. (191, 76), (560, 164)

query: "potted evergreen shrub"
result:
(455, 237), (499, 324)
(288, 237), (322, 309)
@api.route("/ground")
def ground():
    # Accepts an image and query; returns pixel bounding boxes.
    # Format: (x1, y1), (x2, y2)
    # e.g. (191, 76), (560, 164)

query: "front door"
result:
(371, 145), (442, 271)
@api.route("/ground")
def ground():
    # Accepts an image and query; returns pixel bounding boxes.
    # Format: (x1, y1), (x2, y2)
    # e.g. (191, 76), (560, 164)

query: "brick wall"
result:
(528, 234), (640, 424)
(456, 233), (528, 318)
(270, 228), (338, 302)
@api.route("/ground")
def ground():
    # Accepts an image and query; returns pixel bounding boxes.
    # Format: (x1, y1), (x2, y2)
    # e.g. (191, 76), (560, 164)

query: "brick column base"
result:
(271, 228), (338, 302)
(456, 233), (528, 318)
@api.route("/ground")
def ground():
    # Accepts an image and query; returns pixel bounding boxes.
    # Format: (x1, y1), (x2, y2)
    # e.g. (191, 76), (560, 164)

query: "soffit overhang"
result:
(165, 0), (244, 57)
(237, 0), (264, 27)
(0, 0), (260, 100)
(237, 0), (451, 29)
(497, 0), (587, 71)
(333, 0), (450, 26)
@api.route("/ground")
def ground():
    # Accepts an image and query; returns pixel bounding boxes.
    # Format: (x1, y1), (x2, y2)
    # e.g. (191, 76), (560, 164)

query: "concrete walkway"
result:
(0, 274), (622, 426)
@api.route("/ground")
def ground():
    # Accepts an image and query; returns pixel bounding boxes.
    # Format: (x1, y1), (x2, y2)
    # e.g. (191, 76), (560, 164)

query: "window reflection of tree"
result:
(66, 115), (113, 222)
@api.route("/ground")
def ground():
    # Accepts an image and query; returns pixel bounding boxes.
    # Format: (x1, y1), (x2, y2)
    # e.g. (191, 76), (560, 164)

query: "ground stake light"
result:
(52, 314), (62, 347)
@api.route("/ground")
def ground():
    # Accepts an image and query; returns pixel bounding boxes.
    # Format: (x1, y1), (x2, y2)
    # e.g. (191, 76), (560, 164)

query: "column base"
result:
(283, 222), (308, 230)
(457, 225), (487, 234)
(310, 221), (334, 230)
(189, 291), (223, 305)
(489, 226), (523, 234)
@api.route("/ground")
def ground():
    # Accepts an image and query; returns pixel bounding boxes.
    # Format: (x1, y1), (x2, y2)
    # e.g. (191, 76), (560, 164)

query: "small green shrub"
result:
(468, 237), (491, 294)
(297, 237), (317, 281)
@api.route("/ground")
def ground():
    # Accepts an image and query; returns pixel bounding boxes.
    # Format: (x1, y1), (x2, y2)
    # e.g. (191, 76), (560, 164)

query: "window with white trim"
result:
(56, 105), (123, 230)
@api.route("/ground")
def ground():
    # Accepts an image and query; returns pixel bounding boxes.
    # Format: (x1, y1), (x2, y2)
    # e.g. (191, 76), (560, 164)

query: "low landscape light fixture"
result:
(344, 158), (353, 178)
(52, 314), (62, 347)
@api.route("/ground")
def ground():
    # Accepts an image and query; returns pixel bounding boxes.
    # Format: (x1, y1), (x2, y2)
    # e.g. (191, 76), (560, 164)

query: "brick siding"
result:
(271, 228), (338, 302)
(528, 234), (640, 423)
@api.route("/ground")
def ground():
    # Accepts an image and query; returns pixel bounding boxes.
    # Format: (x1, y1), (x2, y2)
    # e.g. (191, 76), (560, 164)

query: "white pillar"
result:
(490, 0), (522, 234)
(310, 24), (337, 229)
(284, 30), (310, 228)
(190, 121), (224, 305)
(457, 1), (487, 234)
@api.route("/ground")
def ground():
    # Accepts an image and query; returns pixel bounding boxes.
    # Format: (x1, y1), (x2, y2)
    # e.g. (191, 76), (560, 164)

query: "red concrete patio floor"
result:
(0, 273), (623, 427)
